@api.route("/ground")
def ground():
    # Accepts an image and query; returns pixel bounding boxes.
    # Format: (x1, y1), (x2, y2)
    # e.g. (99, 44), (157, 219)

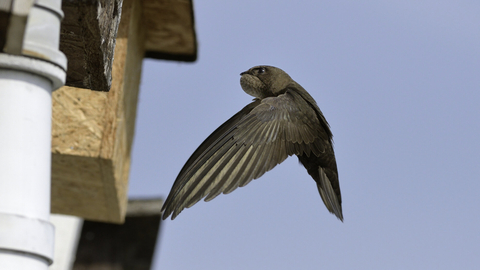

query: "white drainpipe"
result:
(0, 0), (66, 269)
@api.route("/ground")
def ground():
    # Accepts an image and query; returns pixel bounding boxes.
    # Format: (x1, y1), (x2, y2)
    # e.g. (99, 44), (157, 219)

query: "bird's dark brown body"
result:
(161, 66), (343, 221)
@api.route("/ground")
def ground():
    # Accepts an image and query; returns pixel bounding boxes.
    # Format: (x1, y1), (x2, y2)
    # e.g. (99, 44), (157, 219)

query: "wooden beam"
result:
(51, 0), (145, 223)
(60, 0), (197, 92)
(51, 0), (197, 223)
(73, 199), (163, 270)
(60, 0), (123, 92)
(142, 0), (197, 62)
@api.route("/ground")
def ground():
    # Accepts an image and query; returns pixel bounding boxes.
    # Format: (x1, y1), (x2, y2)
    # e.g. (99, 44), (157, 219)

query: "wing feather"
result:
(162, 88), (342, 220)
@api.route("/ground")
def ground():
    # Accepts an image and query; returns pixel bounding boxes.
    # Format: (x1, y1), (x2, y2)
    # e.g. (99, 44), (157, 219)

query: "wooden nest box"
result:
(51, 0), (196, 223)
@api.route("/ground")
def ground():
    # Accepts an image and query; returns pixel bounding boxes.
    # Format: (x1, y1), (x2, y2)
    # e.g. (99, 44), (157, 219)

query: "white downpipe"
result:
(0, 0), (66, 269)
(49, 214), (84, 270)
(0, 68), (55, 269)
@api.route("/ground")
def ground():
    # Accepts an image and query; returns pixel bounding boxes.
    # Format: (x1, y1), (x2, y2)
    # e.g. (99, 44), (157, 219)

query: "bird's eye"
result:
(256, 67), (266, 74)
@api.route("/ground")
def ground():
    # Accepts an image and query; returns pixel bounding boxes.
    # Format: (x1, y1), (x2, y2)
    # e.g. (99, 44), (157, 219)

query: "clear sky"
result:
(128, 1), (480, 269)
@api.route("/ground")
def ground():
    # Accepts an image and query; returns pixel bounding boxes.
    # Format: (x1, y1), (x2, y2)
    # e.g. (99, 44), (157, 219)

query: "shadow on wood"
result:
(73, 199), (163, 270)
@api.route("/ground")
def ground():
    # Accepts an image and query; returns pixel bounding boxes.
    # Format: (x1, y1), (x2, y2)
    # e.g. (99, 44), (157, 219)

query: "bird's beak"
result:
(240, 71), (248, 76)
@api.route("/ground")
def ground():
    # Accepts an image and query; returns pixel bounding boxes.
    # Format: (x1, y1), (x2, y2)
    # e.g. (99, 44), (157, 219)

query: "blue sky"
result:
(128, 1), (480, 269)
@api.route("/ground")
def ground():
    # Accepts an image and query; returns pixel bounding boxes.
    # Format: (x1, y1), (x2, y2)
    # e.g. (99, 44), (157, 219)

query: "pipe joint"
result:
(0, 212), (55, 265)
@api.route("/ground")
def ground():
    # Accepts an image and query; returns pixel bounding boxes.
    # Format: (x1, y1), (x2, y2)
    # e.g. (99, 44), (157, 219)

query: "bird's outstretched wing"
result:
(162, 88), (337, 220)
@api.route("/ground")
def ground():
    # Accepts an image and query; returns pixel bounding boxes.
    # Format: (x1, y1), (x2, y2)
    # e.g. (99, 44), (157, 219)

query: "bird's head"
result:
(240, 65), (293, 99)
